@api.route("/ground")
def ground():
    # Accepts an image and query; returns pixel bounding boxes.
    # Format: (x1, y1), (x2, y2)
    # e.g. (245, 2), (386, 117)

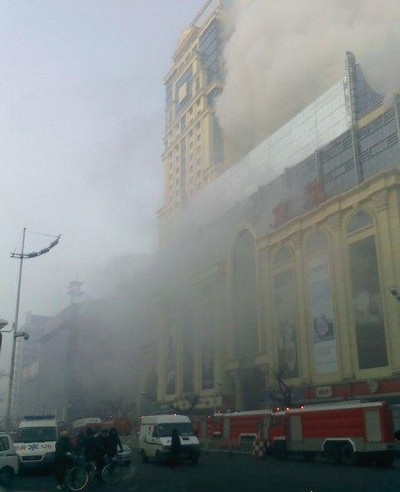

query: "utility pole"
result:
(5, 228), (26, 431)
(5, 228), (61, 431)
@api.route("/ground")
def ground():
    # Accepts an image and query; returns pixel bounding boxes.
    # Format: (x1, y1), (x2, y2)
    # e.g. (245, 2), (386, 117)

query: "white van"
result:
(14, 416), (58, 470)
(72, 417), (102, 436)
(0, 434), (19, 486)
(139, 414), (200, 464)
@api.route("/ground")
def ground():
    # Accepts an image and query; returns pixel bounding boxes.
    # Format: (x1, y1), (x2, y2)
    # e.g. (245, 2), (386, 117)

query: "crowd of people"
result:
(54, 426), (123, 490)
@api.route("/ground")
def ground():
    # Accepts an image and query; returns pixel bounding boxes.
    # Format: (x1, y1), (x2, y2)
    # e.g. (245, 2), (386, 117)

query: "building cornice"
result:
(258, 169), (400, 251)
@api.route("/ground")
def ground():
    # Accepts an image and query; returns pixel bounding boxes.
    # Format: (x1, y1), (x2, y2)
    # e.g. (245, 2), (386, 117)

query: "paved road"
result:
(10, 452), (400, 492)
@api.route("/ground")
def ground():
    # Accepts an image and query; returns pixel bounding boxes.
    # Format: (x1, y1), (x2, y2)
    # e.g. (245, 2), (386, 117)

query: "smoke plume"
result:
(216, 0), (400, 160)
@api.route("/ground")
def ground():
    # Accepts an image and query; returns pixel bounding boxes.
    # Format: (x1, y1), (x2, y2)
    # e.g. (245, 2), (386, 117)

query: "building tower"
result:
(158, 0), (232, 243)
(67, 280), (84, 305)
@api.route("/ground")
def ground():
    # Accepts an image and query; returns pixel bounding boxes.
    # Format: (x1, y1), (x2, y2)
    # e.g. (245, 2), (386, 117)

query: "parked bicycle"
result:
(66, 455), (124, 491)
(102, 455), (125, 485)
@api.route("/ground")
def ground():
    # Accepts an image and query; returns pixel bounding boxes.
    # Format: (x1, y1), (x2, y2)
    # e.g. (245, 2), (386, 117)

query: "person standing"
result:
(54, 430), (73, 490)
(107, 427), (123, 458)
(96, 429), (109, 472)
(170, 429), (181, 467)
(83, 427), (104, 482)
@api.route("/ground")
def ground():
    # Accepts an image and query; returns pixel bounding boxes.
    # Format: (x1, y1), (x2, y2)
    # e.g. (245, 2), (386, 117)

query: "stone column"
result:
(290, 230), (311, 384)
(325, 211), (354, 379)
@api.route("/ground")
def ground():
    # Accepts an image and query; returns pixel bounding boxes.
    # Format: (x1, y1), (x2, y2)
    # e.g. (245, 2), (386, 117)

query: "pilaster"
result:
(324, 211), (354, 379)
(290, 231), (310, 384)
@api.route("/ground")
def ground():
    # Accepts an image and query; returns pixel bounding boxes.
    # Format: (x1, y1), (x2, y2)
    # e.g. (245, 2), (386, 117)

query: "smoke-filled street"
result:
(2, 2), (400, 492)
(10, 453), (400, 492)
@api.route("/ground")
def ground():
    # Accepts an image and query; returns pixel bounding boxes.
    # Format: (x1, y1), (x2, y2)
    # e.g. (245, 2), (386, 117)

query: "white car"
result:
(117, 443), (132, 466)
(0, 434), (19, 486)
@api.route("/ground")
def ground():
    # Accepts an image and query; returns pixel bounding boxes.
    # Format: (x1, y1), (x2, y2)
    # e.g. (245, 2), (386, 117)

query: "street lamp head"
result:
(15, 331), (29, 341)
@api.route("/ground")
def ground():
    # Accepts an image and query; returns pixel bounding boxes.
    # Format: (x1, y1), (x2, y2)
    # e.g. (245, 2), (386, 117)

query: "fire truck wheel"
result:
(324, 442), (340, 464)
(341, 443), (355, 466)
(303, 452), (316, 463)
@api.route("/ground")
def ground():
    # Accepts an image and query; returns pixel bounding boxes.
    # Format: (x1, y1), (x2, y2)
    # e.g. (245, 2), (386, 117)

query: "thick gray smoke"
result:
(217, 0), (400, 160)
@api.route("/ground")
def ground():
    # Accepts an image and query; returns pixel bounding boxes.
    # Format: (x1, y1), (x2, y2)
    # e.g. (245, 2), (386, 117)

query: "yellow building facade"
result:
(158, 1), (228, 243)
(157, 170), (400, 411)
(155, 5), (400, 412)
(257, 170), (400, 401)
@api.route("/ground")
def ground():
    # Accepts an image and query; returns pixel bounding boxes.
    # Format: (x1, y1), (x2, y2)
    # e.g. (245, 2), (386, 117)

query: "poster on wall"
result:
(165, 318), (176, 395)
(349, 236), (388, 369)
(274, 270), (299, 378)
(309, 255), (338, 375)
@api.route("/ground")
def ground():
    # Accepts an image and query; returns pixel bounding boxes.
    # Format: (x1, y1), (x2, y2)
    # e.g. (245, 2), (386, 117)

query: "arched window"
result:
(165, 315), (176, 395)
(273, 247), (299, 378)
(347, 210), (373, 235)
(307, 230), (329, 253)
(346, 211), (387, 369)
(306, 230), (338, 375)
(273, 246), (292, 267)
(232, 230), (259, 362)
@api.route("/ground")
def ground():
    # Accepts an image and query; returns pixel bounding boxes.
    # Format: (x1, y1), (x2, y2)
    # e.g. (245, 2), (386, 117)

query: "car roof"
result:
(141, 414), (190, 424)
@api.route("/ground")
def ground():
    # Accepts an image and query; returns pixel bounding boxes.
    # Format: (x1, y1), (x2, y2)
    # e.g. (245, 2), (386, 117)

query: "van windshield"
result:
(15, 426), (57, 443)
(156, 423), (194, 438)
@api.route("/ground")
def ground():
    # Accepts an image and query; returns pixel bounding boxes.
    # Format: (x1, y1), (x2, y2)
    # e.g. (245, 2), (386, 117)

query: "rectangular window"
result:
(349, 235), (388, 369)
(369, 139), (387, 157)
(182, 310), (194, 393)
(165, 319), (176, 395)
(202, 350), (214, 390)
(274, 270), (299, 378)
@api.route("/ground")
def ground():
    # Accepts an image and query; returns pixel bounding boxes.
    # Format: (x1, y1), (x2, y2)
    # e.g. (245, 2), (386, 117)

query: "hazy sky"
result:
(0, 0), (204, 372)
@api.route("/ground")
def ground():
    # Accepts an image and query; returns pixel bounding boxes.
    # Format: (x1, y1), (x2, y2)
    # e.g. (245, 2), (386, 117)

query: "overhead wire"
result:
(25, 230), (59, 239)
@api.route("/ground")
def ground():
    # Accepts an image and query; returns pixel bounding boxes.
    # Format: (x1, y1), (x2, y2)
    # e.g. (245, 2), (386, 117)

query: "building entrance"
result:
(241, 366), (265, 410)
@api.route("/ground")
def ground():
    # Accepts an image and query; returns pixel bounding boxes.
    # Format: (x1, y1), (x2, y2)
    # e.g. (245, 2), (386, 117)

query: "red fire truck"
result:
(194, 401), (396, 466)
(267, 401), (395, 466)
(194, 410), (271, 447)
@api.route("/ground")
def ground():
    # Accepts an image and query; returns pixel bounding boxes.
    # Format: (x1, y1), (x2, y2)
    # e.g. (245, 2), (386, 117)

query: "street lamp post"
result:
(5, 228), (61, 432)
(62, 404), (73, 423)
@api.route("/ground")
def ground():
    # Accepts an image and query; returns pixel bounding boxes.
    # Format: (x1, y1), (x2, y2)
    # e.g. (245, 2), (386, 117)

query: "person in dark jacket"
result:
(55, 430), (73, 490)
(95, 429), (109, 472)
(169, 429), (182, 467)
(107, 427), (123, 458)
(82, 427), (98, 462)
(83, 427), (104, 480)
